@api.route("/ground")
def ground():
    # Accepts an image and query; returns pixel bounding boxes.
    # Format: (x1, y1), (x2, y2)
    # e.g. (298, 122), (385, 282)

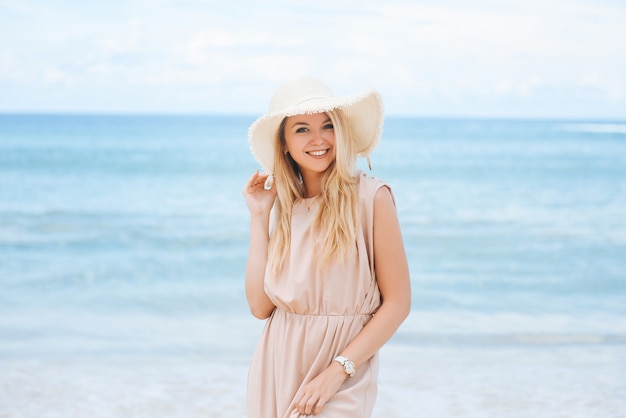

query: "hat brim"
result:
(248, 90), (383, 173)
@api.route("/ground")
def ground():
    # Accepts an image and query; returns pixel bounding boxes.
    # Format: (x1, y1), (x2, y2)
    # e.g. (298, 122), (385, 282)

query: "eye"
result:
(295, 127), (308, 133)
(323, 123), (334, 130)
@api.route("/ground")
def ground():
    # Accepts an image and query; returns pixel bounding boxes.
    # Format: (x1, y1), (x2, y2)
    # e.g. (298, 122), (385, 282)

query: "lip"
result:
(306, 149), (330, 157)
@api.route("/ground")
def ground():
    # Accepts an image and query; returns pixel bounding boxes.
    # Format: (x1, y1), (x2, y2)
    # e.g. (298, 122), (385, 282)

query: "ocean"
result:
(1, 114), (625, 417)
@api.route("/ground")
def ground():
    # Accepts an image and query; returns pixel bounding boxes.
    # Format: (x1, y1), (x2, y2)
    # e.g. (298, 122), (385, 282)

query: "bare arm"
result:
(338, 185), (412, 365)
(243, 172), (277, 319)
(294, 185), (411, 415)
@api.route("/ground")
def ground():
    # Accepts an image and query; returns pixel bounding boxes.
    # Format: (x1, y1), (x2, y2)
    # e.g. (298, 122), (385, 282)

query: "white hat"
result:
(248, 76), (384, 173)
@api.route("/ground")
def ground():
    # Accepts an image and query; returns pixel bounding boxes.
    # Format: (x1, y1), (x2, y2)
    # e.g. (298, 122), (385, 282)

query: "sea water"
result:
(1, 114), (625, 417)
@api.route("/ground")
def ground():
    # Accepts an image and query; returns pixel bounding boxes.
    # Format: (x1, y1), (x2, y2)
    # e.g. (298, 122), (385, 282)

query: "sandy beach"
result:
(2, 337), (624, 418)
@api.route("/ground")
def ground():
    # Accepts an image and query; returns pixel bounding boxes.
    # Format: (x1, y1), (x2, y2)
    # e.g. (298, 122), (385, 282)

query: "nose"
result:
(313, 127), (329, 143)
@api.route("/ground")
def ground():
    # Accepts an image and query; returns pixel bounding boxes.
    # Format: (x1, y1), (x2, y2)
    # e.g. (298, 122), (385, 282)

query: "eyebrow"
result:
(291, 118), (332, 127)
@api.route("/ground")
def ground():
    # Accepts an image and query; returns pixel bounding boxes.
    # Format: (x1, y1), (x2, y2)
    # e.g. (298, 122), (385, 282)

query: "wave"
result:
(391, 332), (626, 347)
(558, 122), (626, 134)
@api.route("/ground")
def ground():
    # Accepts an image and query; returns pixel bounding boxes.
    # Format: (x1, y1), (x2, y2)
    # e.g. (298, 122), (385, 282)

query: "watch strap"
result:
(334, 355), (356, 377)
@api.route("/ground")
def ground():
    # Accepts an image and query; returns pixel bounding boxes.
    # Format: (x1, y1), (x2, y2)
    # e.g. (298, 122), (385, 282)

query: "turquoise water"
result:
(1, 114), (626, 359)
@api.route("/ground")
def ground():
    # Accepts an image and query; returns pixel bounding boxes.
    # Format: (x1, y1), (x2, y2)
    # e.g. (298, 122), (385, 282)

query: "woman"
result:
(243, 76), (411, 417)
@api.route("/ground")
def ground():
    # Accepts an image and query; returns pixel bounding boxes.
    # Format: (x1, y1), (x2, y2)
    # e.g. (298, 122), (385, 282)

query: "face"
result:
(283, 112), (336, 178)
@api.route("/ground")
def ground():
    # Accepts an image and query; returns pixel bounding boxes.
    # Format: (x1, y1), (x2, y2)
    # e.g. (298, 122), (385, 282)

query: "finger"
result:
(305, 396), (319, 415)
(314, 396), (329, 415)
(244, 171), (266, 193)
(255, 172), (272, 186)
(243, 171), (257, 191)
(296, 395), (307, 414)
(246, 171), (262, 187)
(296, 395), (310, 415)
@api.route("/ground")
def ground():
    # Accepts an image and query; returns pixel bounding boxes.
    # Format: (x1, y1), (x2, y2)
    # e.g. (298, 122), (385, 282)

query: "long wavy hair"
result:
(267, 109), (359, 277)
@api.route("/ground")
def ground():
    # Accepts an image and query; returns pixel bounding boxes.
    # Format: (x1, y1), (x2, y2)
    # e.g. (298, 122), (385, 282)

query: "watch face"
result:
(345, 361), (356, 375)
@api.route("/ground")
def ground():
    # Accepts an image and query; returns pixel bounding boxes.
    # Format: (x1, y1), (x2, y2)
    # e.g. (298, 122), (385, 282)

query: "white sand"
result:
(1, 342), (624, 418)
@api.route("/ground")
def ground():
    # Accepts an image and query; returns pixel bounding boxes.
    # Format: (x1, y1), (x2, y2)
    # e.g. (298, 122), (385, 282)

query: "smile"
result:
(307, 149), (329, 157)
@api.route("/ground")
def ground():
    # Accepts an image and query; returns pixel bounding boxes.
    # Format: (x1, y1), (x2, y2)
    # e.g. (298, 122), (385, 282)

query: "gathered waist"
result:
(273, 307), (375, 319)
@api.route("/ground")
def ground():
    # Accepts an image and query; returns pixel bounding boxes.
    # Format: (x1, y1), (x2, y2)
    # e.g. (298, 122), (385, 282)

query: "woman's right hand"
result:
(243, 171), (277, 216)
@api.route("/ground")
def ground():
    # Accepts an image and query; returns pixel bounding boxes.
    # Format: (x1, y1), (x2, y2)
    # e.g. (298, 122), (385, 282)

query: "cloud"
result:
(100, 19), (143, 57)
(182, 28), (304, 82)
(43, 66), (73, 85)
(0, 0), (625, 116)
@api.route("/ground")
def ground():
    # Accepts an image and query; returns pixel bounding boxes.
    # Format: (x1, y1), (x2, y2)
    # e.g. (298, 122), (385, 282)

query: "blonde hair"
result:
(267, 109), (359, 277)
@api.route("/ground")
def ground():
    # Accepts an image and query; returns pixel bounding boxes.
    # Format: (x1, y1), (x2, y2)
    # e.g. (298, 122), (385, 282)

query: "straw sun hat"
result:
(248, 76), (384, 173)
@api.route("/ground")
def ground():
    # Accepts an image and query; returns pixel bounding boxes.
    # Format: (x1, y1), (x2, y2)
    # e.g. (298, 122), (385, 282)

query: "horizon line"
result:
(0, 111), (625, 123)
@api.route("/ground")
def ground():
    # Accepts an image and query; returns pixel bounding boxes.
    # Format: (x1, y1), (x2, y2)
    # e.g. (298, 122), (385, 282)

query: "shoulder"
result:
(357, 170), (393, 203)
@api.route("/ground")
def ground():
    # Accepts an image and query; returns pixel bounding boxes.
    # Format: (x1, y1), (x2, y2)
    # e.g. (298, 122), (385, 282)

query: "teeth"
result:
(309, 150), (327, 156)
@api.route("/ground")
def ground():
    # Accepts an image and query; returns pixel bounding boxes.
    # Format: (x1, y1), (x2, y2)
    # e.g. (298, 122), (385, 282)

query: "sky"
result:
(1, 0), (625, 118)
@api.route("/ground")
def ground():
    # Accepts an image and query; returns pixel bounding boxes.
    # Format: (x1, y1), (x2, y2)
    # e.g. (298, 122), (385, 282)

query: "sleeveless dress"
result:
(246, 171), (390, 418)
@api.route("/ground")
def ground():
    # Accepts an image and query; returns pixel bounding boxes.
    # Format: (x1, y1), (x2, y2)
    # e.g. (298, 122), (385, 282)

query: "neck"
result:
(301, 170), (323, 198)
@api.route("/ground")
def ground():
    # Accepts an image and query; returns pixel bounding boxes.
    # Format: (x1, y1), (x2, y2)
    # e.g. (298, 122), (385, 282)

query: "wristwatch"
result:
(334, 356), (356, 377)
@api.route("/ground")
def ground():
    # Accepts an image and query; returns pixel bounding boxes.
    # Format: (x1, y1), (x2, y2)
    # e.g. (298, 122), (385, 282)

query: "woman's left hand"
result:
(293, 362), (347, 416)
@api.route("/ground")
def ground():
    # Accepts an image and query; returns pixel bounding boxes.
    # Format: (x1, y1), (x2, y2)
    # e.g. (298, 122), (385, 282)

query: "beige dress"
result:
(247, 171), (389, 418)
